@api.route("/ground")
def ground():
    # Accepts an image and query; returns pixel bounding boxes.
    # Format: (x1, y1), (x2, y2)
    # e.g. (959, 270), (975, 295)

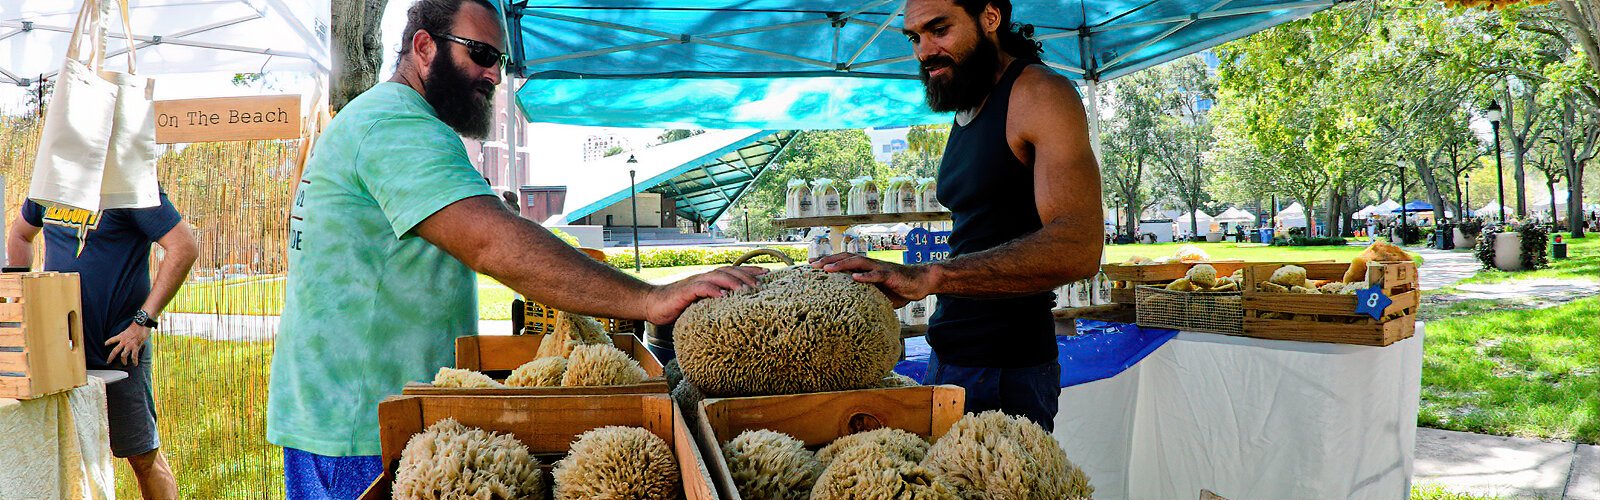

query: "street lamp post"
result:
(1463, 172), (1471, 220)
(627, 155), (641, 273)
(1398, 161), (1408, 243)
(1487, 101), (1507, 223)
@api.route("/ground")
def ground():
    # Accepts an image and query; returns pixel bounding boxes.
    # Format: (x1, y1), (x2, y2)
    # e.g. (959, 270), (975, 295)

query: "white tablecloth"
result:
(0, 375), (117, 500)
(1056, 324), (1424, 500)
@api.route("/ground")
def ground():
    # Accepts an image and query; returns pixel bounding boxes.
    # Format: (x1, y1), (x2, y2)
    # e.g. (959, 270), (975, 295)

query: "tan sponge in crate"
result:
(0, 272), (85, 400)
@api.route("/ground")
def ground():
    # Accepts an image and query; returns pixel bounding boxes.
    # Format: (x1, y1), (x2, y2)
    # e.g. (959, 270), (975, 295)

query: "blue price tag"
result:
(1354, 284), (1393, 320)
(904, 228), (952, 264)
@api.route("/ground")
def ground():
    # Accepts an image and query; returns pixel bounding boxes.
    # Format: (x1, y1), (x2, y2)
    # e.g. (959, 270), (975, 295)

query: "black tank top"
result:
(928, 60), (1057, 368)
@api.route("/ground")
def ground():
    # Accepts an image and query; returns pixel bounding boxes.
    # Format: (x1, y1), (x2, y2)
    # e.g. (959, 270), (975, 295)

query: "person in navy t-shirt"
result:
(8, 192), (197, 499)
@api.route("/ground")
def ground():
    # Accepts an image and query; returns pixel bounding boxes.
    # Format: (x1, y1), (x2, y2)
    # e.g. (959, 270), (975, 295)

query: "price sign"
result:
(1354, 284), (1393, 320)
(904, 228), (952, 264)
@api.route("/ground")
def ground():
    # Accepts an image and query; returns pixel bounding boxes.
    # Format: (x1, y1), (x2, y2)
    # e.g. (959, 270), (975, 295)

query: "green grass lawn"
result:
(1418, 296), (1600, 444)
(1453, 233), (1600, 286)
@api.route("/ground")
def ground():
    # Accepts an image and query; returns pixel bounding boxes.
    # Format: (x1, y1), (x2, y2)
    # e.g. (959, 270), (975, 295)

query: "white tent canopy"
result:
(1530, 192), (1569, 211)
(0, 0), (328, 93)
(1214, 207), (1256, 224)
(1352, 204), (1377, 219)
(1275, 202), (1308, 228)
(1174, 210), (1215, 236)
(1474, 202), (1503, 218)
(1373, 199), (1401, 217)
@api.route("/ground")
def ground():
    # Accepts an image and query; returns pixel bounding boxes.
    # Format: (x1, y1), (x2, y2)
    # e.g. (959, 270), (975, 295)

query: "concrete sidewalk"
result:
(1415, 428), (1600, 499)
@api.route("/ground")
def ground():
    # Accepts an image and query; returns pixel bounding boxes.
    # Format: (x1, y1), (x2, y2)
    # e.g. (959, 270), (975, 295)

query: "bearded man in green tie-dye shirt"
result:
(265, 0), (765, 495)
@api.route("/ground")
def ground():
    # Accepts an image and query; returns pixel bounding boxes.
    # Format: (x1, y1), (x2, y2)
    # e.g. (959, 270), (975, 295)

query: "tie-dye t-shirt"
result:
(267, 82), (493, 456)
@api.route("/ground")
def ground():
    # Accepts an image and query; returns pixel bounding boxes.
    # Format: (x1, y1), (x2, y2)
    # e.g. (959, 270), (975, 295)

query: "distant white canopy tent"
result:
(1474, 202), (1503, 218)
(1353, 205), (1378, 219)
(0, 1), (330, 93)
(1174, 210), (1216, 236)
(1372, 199), (1402, 219)
(1276, 202), (1308, 228)
(1213, 208), (1256, 232)
(1530, 192), (1569, 213)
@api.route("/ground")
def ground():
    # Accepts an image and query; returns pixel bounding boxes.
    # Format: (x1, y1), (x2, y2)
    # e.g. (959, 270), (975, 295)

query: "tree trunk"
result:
(331, 0), (391, 111)
(1574, 159), (1588, 238)
(1325, 190), (1344, 238)
(1413, 157), (1448, 224)
(1550, 181), (1560, 228)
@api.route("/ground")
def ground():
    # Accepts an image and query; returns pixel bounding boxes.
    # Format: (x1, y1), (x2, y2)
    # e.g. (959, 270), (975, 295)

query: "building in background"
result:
(863, 126), (910, 164)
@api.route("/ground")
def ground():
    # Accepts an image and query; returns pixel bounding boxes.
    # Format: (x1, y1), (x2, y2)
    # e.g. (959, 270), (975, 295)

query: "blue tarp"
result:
(894, 320), (1178, 388)
(507, 0), (1339, 129)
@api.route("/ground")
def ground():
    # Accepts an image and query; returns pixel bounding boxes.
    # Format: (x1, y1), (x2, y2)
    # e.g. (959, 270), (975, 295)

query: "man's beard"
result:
(920, 34), (1002, 113)
(423, 48), (496, 139)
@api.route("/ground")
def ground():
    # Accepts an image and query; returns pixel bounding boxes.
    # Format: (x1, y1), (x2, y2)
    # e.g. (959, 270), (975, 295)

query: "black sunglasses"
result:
(430, 31), (507, 69)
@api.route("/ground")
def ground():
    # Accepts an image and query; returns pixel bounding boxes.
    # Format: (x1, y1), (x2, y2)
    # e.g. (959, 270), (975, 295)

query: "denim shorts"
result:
(104, 342), (160, 458)
(922, 351), (1062, 431)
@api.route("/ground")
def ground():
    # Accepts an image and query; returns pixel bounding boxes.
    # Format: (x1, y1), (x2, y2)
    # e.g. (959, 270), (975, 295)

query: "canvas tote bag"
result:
(29, 0), (160, 213)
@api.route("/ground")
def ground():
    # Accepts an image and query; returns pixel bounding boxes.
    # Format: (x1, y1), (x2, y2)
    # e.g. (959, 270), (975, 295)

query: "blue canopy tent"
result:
(504, 0), (1342, 130)
(1391, 200), (1434, 214)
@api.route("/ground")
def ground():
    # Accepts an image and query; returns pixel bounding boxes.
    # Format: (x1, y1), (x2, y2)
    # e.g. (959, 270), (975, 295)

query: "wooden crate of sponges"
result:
(1134, 263), (1245, 335)
(359, 393), (717, 499)
(1241, 249), (1419, 346)
(1104, 260), (1257, 305)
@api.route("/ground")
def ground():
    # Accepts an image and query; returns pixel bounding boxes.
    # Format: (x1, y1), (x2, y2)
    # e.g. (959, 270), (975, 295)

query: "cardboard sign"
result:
(154, 95), (302, 144)
(903, 228), (952, 264)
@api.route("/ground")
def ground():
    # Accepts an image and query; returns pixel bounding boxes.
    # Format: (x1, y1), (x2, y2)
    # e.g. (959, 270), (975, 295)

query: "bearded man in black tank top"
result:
(812, 0), (1102, 430)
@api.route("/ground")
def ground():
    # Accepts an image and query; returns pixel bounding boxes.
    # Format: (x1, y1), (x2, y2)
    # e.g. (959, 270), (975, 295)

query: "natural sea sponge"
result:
(873, 372), (921, 388)
(1343, 240), (1412, 282)
(431, 367), (502, 388)
(392, 418), (545, 499)
(1123, 255), (1152, 265)
(1268, 265), (1308, 288)
(812, 445), (956, 500)
(816, 428), (929, 467)
(536, 311), (612, 359)
(1186, 264), (1218, 288)
(674, 265), (902, 397)
(1165, 277), (1195, 291)
(721, 430), (821, 500)
(1175, 244), (1210, 263)
(560, 344), (648, 387)
(672, 381), (707, 428)
(921, 411), (1093, 500)
(506, 357), (567, 387)
(1259, 281), (1289, 293)
(551, 426), (679, 500)
(663, 358), (683, 391)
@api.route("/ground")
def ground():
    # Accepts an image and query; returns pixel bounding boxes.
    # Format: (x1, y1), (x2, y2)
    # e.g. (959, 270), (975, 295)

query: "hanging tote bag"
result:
(29, 0), (159, 213)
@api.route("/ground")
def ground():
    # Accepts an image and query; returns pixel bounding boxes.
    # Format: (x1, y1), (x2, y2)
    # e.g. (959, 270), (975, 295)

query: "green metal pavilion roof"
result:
(554, 129), (799, 224)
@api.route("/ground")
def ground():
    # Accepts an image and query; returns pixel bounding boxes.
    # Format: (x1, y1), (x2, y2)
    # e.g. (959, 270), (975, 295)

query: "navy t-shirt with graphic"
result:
(21, 195), (181, 369)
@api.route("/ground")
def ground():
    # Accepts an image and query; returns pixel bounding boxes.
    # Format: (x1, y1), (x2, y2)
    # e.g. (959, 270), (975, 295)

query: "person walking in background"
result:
(7, 192), (198, 500)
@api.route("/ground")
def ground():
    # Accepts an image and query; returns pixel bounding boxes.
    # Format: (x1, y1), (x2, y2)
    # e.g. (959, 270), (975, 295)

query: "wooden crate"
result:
(1241, 261), (1419, 346)
(0, 272), (86, 400)
(694, 385), (965, 500)
(1103, 261), (1253, 304)
(520, 301), (640, 336)
(401, 333), (669, 395)
(1103, 260), (1331, 305)
(360, 394), (718, 500)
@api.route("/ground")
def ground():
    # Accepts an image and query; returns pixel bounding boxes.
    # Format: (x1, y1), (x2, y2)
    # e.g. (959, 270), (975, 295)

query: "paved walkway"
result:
(1409, 247), (1599, 499)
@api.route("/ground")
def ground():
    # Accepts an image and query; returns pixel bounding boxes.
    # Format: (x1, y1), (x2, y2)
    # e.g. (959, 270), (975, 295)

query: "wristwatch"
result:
(132, 310), (159, 329)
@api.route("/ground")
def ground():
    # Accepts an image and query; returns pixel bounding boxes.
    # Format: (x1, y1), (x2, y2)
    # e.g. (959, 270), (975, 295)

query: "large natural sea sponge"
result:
(721, 429), (821, 500)
(551, 426), (679, 500)
(392, 418), (545, 499)
(921, 411), (1093, 500)
(536, 311), (612, 359)
(674, 265), (901, 397)
(560, 344), (648, 387)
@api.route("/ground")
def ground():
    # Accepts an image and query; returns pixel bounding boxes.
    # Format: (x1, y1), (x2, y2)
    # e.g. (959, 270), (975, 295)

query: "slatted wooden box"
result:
(401, 333), (669, 395)
(1241, 261), (1419, 346)
(693, 385), (965, 500)
(1102, 261), (1257, 304)
(360, 394), (717, 499)
(0, 272), (86, 400)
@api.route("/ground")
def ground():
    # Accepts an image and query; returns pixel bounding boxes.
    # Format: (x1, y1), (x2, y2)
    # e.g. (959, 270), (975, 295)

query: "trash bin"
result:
(1258, 228), (1274, 245)
(1437, 230), (1454, 250)
(1553, 234), (1568, 259)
